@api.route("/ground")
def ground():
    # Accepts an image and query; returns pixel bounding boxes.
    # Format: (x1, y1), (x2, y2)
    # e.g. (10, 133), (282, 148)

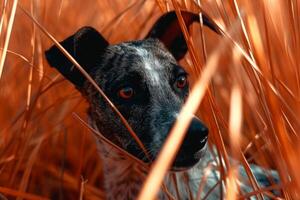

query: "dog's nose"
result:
(188, 117), (208, 137)
(184, 117), (208, 149)
(171, 116), (209, 169)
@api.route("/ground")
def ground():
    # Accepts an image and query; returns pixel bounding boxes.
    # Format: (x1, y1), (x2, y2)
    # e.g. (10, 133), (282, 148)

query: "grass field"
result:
(0, 0), (299, 199)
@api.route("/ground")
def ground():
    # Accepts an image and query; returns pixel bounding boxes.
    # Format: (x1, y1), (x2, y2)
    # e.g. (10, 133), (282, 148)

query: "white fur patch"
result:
(135, 47), (161, 86)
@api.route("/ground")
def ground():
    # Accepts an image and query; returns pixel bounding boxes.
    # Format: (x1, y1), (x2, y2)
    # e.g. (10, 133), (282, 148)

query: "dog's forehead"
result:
(102, 39), (178, 85)
(107, 39), (176, 67)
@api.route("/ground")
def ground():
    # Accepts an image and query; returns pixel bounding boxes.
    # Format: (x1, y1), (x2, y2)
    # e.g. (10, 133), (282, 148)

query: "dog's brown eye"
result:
(118, 87), (134, 99)
(176, 75), (187, 89)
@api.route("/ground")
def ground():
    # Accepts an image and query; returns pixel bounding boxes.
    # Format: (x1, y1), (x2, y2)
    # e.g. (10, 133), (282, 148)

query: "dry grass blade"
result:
(195, 163), (213, 200)
(40, 163), (104, 198)
(248, 9), (290, 185)
(0, 48), (31, 64)
(0, 186), (49, 200)
(225, 85), (242, 200)
(0, 0), (8, 36)
(0, 0), (18, 79)
(79, 177), (88, 200)
(225, 170), (238, 200)
(171, 0), (201, 71)
(155, 0), (167, 11)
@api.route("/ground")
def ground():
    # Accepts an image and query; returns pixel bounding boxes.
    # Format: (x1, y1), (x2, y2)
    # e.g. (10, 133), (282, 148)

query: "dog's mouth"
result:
(170, 137), (208, 172)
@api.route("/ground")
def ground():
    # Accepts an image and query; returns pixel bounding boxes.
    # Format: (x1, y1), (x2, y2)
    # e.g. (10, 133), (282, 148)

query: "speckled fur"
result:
(83, 39), (188, 160)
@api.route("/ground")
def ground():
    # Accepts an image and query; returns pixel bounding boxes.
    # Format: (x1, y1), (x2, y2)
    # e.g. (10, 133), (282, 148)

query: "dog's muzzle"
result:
(171, 117), (209, 171)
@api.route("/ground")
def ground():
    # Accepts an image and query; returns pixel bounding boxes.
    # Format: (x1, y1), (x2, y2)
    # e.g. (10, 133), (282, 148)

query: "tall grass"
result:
(0, 0), (299, 199)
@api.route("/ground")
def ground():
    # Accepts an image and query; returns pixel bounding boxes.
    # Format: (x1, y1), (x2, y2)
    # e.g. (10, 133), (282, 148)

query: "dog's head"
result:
(45, 11), (218, 170)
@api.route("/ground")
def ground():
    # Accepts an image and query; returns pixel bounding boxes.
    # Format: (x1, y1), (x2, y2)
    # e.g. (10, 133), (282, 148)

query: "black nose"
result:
(183, 117), (208, 149)
(171, 117), (209, 169)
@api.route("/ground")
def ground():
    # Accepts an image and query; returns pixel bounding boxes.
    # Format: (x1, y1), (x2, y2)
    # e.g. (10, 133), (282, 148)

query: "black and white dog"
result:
(45, 10), (279, 200)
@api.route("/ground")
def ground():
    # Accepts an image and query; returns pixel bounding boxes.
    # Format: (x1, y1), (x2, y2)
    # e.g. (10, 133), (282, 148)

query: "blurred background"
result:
(0, 0), (299, 199)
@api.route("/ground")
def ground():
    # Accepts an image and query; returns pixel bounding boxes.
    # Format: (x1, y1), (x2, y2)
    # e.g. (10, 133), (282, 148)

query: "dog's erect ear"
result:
(45, 26), (109, 88)
(146, 11), (219, 60)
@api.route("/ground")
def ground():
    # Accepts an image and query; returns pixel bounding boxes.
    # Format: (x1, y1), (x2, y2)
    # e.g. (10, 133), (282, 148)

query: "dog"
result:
(45, 10), (279, 200)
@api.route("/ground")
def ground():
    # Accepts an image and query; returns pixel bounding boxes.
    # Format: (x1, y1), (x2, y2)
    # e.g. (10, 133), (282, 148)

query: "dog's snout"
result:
(171, 117), (209, 170)
(168, 117), (208, 145)
(184, 117), (208, 150)
(176, 117), (208, 150)
(188, 118), (208, 138)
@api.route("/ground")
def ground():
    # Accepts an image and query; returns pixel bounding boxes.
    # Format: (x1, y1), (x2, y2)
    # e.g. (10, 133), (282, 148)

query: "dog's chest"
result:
(96, 140), (148, 200)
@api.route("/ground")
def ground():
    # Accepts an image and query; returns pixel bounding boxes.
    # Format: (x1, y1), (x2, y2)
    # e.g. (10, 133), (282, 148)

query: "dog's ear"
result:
(146, 11), (219, 60)
(45, 26), (109, 88)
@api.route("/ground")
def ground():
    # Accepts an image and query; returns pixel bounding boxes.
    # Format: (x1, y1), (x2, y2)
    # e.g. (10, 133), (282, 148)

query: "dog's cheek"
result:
(124, 106), (154, 155)
(86, 84), (154, 157)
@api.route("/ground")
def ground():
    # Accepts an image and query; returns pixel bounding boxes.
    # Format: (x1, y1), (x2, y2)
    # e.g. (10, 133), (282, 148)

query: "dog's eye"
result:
(118, 87), (134, 99)
(175, 75), (188, 89)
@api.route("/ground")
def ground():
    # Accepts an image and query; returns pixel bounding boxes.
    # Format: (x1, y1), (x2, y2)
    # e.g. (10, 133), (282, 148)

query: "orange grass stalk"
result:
(41, 163), (105, 199)
(0, 186), (49, 200)
(195, 163), (213, 200)
(233, 45), (264, 199)
(0, 0), (8, 35)
(225, 85), (242, 200)
(0, 0), (18, 79)
(79, 177), (88, 200)
(247, 9), (292, 195)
